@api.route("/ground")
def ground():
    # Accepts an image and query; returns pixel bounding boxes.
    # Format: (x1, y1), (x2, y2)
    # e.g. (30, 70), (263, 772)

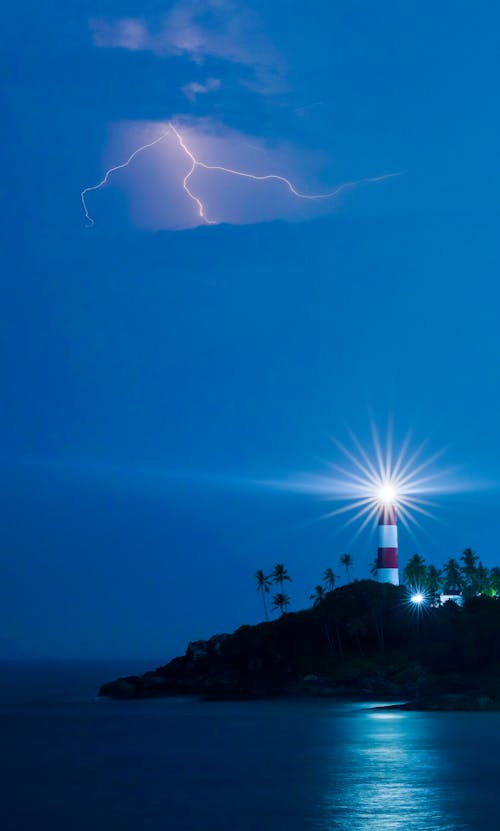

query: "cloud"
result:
(83, 118), (350, 232)
(89, 0), (287, 95)
(90, 17), (150, 52)
(181, 77), (221, 101)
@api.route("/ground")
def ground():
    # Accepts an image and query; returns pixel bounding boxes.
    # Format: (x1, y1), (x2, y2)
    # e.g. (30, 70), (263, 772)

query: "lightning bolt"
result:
(80, 130), (171, 227)
(169, 124), (216, 225)
(81, 121), (401, 227)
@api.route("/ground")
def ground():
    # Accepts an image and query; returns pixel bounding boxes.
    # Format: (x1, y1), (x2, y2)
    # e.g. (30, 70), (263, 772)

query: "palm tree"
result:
(403, 554), (427, 588)
(461, 547), (478, 574)
(310, 585), (326, 608)
(339, 553), (353, 580)
(489, 566), (500, 596)
(370, 558), (378, 578)
(272, 592), (290, 616)
(255, 569), (272, 621)
(322, 568), (336, 592)
(272, 563), (292, 590)
(476, 561), (489, 595)
(425, 564), (443, 604)
(443, 557), (462, 594)
(460, 547), (479, 597)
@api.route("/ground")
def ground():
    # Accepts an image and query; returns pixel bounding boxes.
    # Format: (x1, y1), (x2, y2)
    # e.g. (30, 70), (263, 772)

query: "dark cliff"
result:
(99, 580), (500, 707)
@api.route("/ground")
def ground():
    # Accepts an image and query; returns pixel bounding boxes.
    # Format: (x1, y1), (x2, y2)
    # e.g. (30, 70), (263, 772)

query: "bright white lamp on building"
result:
(376, 482), (398, 506)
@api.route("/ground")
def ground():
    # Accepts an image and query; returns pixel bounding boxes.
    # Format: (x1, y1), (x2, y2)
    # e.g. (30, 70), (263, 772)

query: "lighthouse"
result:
(376, 500), (399, 585)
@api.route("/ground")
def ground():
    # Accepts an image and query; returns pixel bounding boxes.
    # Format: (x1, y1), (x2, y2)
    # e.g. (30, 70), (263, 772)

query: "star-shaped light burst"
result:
(320, 427), (446, 536)
(271, 424), (468, 540)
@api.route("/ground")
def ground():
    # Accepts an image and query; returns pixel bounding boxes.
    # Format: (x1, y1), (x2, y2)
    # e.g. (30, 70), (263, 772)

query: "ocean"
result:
(0, 660), (498, 830)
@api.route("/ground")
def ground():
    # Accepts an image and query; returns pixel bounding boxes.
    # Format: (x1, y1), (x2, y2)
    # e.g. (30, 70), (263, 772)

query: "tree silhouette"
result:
(490, 566), (500, 597)
(370, 558), (378, 578)
(272, 592), (290, 616)
(476, 561), (489, 595)
(461, 547), (479, 575)
(339, 553), (353, 580)
(272, 563), (292, 590)
(255, 569), (272, 621)
(426, 564), (443, 604)
(443, 557), (462, 594)
(310, 585), (326, 608)
(403, 554), (427, 587)
(461, 548), (479, 598)
(322, 568), (336, 592)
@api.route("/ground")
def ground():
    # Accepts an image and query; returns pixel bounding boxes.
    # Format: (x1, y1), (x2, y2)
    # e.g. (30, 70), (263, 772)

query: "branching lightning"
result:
(81, 131), (170, 227)
(169, 124), (217, 225)
(81, 121), (401, 227)
(168, 124), (400, 225)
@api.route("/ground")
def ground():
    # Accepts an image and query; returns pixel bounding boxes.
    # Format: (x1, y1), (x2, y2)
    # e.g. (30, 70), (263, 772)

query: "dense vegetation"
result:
(255, 547), (499, 618)
(249, 580), (500, 679)
(233, 576), (500, 706)
(99, 545), (500, 707)
(399, 547), (499, 601)
(101, 577), (500, 707)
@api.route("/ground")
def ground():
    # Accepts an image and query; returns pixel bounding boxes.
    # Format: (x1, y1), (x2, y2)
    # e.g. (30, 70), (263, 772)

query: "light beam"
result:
(81, 121), (401, 227)
(259, 422), (472, 546)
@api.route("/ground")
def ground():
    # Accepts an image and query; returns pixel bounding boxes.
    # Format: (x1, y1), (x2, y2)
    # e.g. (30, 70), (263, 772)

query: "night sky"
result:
(1, 1), (499, 659)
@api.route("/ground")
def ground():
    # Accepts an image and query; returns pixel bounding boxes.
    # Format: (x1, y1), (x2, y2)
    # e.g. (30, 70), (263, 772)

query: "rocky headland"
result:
(99, 581), (500, 710)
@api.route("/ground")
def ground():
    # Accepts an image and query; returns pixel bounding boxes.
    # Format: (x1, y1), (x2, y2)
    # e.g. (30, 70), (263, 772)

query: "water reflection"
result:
(320, 708), (467, 831)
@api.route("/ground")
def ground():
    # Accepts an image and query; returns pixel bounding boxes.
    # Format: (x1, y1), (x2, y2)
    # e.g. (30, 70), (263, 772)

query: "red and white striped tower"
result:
(376, 504), (399, 585)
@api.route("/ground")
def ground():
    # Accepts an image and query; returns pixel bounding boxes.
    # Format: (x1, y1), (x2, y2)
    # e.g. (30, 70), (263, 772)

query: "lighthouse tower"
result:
(376, 504), (399, 585)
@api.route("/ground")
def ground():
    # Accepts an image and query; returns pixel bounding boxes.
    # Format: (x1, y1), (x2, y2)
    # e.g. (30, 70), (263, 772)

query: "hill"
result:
(99, 580), (500, 709)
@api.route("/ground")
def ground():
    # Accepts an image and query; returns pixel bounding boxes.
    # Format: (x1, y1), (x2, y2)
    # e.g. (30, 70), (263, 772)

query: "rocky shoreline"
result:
(99, 582), (500, 710)
(99, 636), (500, 711)
(99, 632), (418, 701)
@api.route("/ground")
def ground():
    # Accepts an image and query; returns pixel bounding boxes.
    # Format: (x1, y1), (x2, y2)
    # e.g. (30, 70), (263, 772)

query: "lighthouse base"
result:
(377, 568), (399, 586)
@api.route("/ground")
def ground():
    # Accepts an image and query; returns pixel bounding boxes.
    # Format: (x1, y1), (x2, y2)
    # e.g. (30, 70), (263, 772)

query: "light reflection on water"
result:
(2, 667), (499, 831)
(320, 707), (466, 831)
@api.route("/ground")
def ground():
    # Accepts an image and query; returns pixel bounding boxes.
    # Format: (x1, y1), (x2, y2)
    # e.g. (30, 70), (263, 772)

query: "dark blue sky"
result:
(1, 1), (499, 658)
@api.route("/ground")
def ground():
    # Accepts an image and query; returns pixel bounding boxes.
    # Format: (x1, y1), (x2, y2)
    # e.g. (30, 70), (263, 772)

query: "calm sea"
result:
(0, 660), (498, 830)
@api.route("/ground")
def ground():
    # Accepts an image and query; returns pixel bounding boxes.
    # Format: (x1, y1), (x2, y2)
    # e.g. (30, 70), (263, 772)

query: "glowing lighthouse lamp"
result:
(375, 481), (400, 586)
(278, 427), (460, 592)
